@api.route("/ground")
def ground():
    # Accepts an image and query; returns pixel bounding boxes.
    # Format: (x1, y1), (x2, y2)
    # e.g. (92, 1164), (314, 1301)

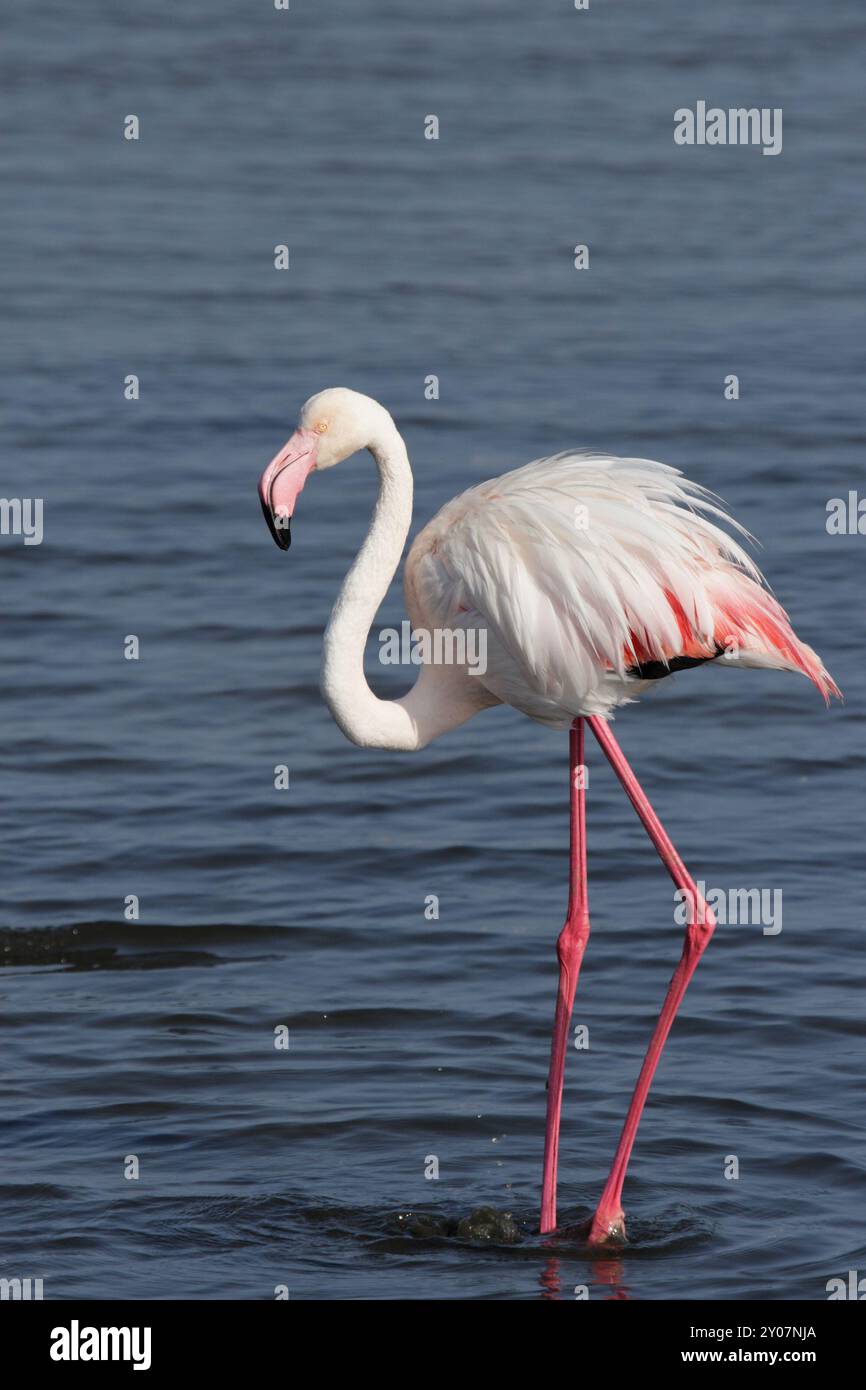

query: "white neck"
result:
(320, 422), (477, 751)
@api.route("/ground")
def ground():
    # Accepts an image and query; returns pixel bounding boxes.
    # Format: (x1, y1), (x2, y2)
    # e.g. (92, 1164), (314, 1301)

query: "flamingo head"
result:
(258, 387), (395, 550)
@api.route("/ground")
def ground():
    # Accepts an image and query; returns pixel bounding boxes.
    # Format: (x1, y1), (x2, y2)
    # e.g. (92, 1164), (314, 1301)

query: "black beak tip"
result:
(260, 493), (292, 550)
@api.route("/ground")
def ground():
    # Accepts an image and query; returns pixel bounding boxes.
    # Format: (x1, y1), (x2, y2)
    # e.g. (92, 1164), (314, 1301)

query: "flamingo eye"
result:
(314, 420), (329, 434)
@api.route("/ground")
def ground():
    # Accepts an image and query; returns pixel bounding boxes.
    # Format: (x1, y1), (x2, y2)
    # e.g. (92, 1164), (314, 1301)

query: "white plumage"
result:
(405, 450), (838, 725)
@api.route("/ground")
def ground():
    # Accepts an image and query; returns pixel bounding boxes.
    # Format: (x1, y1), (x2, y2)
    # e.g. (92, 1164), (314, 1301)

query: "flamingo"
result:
(258, 387), (840, 1244)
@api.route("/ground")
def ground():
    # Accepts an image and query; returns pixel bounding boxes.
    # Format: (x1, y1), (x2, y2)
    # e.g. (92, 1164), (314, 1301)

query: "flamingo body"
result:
(258, 388), (840, 1240)
(406, 450), (839, 725)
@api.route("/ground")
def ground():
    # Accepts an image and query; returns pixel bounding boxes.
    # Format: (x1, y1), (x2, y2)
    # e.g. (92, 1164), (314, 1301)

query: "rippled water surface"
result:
(1, 0), (864, 1299)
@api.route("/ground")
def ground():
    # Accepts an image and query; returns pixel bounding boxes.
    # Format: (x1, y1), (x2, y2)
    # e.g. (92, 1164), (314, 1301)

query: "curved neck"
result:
(320, 424), (490, 750)
(320, 424), (426, 749)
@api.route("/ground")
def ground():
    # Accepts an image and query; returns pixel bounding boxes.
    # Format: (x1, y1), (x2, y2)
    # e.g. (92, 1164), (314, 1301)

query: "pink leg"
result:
(585, 715), (716, 1246)
(540, 719), (590, 1235)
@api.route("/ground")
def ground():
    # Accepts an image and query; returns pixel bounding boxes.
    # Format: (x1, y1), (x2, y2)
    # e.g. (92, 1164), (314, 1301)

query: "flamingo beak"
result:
(258, 428), (319, 550)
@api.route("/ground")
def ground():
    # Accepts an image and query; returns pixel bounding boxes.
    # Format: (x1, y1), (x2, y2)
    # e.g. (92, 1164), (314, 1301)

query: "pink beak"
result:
(258, 427), (319, 550)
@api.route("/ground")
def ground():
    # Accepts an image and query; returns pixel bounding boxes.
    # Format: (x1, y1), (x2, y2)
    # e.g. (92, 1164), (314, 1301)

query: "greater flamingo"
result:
(258, 387), (839, 1244)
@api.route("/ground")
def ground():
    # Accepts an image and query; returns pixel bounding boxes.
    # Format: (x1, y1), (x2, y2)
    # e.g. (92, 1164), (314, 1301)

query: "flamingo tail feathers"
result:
(710, 581), (841, 704)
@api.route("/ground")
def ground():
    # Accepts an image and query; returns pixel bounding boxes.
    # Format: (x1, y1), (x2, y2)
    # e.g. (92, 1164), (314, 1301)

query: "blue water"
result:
(1, 0), (863, 1300)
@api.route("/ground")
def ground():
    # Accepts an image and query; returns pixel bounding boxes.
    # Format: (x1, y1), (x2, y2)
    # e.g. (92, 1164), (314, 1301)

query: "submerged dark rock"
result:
(456, 1207), (522, 1244)
(394, 1206), (522, 1245)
